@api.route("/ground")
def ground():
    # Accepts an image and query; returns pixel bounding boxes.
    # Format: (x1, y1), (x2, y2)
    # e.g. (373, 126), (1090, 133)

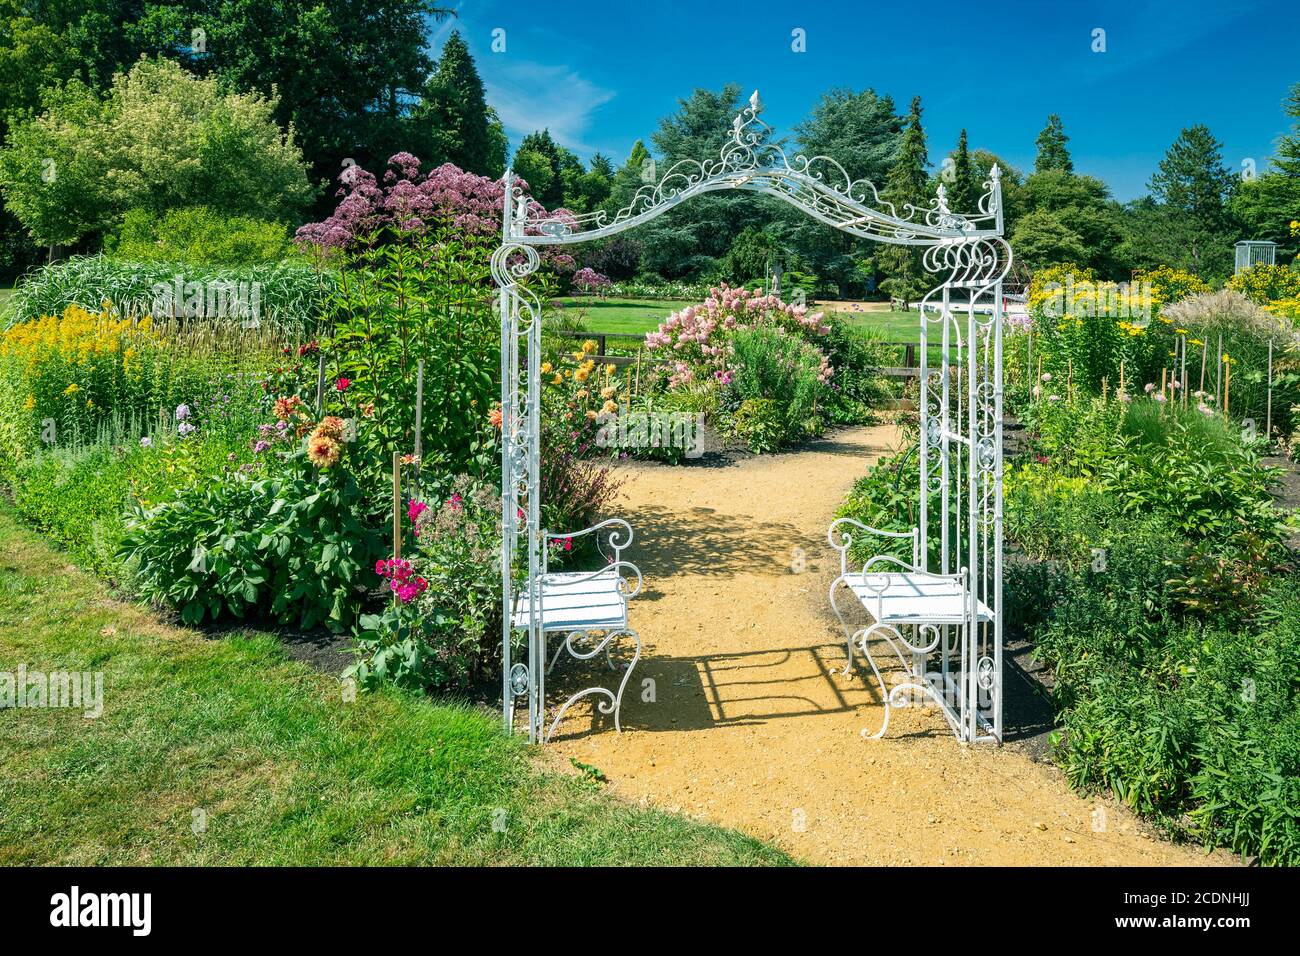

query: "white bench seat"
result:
(510, 569), (628, 633)
(846, 571), (993, 625)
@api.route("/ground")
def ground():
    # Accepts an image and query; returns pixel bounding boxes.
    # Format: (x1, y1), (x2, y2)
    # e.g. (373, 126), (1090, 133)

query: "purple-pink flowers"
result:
(294, 155), (577, 273)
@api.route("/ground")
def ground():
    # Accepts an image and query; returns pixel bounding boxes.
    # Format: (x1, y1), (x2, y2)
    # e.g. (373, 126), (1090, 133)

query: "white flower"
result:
(175, 403), (191, 421)
(139, 436), (152, 447)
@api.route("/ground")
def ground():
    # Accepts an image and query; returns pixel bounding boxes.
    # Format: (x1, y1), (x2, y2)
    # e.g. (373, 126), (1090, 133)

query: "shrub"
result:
(107, 206), (301, 266)
(732, 398), (785, 454)
(1228, 263), (1300, 304)
(582, 236), (642, 280)
(1101, 412), (1282, 546)
(8, 426), (255, 578)
(295, 153), (574, 275)
(571, 267), (612, 295)
(820, 322), (894, 424)
(0, 57), (313, 248)
(350, 476), (503, 691)
(726, 325), (830, 446)
(1135, 265), (1212, 304)
(119, 418), (383, 631)
(321, 226), (499, 474)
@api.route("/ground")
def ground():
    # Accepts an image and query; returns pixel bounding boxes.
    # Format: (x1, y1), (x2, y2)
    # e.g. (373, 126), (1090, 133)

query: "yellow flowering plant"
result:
(541, 337), (623, 456)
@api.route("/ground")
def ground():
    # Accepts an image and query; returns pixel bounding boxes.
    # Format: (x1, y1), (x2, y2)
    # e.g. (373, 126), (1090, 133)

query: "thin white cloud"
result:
(483, 60), (616, 155)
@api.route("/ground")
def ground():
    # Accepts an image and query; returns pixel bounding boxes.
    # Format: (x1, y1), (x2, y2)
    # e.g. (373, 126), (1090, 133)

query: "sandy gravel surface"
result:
(545, 424), (1232, 866)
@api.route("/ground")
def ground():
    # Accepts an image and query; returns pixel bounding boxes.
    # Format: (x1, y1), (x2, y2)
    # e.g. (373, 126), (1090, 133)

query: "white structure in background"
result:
(493, 90), (1011, 744)
(1235, 240), (1277, 274)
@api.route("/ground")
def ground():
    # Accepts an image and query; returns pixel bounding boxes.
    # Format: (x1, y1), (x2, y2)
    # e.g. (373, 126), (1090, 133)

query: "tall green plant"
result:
(323, 226), (499, 468)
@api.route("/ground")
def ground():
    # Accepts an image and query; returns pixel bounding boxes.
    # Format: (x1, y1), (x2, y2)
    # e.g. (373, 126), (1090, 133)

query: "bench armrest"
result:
(542, 518), (642, 598)
(827, 517), (920, 576)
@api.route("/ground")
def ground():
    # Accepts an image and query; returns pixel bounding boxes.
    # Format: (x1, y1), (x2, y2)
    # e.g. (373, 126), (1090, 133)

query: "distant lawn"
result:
(826, 305), (923, 344)
(553, 296), (691, 335)
(0, 286), (14, 323)
(0, 508), (790, 866)
(555, 295), (925, 345)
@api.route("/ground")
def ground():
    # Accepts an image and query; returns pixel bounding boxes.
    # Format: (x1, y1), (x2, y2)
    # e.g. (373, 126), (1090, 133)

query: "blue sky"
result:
(430, 1), (1299, 202)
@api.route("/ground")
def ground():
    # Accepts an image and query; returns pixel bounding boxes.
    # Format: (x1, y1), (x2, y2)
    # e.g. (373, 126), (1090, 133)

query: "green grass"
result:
(0, 508), (791, 866)
(0, 286), (13, 322)
(827, 306), (925, 343)
(554, 296), (692, 334)
(555, 296), (924, 344)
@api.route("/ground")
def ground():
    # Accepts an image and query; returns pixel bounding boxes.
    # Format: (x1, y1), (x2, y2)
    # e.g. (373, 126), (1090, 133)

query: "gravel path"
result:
(546, 423), (1232, 866)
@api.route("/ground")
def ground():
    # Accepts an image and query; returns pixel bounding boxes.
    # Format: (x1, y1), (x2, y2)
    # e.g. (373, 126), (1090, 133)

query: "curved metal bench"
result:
(828, 517), (993, 740)
(511, 518), (642, 742)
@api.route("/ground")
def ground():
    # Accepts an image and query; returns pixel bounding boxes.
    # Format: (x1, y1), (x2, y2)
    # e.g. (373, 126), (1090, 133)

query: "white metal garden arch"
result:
(493, 91), (1011, 744)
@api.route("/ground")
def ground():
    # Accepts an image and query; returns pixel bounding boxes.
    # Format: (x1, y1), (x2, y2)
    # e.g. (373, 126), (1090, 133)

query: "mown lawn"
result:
(0, 508), (791, 866)
(555, 295), (924, 344)
(0, 286), (14, 323)
(554, 296), (691, 334)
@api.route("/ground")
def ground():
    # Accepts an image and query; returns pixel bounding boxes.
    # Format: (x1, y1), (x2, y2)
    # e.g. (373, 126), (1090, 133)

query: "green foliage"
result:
(130, 0), (451, 188)
(1034, 114), (1073, 174)
(1009, 548), (1300, 864)
(120, 445), (384, 632)
(721, 226), (781, 284)
(0, 58), (313, 247)
(1101, 418), (1282, 545)
(820, 322), (894, 423)
(731, 398), (785, 454)
(1014, 170), (1124, 275)
(350, 475), (502, 691)
(107, 206), (301, 266)
(410, 30), (506, 178)
(1137, 125), (1238, 281)
(726, 325), (827, 447)
(6, 255), (331, 333)
(945, 128), (977, 213)
(323, 226), (498, 471)
(1000, 390), (1298, 864)
(1227, 263), (1300, 304)
(774, 87), (902, 297)
(7, 427), (254, 578)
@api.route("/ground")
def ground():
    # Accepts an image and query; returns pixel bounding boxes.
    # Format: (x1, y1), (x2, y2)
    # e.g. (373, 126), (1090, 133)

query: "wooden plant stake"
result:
(1267, 338), (1274, 443)
(1199, 338), (1207, 394)
(1223, 357), (1231, 416)
(314, 353), (327, 415)
(1215, 333), (1223, 403)
(1180, 336), (1188, 409)
(392, 452), (402, 561)
(413, 358), (425, 491)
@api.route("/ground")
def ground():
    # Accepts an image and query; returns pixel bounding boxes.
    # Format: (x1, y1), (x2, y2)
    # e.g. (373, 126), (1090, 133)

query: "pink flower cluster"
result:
(644, 283), (832, 389)
(295, 155), (575, 271)
(375, 558), (428, 604)
(572, 267), (612, 293)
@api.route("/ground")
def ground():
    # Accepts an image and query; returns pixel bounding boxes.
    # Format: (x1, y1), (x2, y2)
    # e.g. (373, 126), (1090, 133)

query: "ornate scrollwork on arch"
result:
(512, 90), (1004, 247)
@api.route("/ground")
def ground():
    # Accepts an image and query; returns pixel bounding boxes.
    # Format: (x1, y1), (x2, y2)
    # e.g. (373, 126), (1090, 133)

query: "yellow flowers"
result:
(62, 383), (81, 395)
(0, 305), (154, 363)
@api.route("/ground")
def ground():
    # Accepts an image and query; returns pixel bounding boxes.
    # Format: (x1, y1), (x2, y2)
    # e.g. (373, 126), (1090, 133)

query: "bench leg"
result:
(544, 628), (641, 742)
